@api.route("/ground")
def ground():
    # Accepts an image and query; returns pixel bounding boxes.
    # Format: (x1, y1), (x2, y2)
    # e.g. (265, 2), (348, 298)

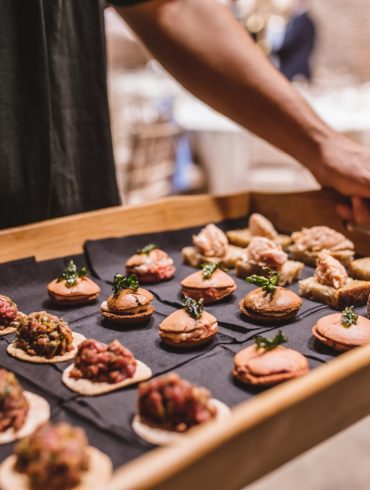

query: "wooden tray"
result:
(1, 190), (369, 490)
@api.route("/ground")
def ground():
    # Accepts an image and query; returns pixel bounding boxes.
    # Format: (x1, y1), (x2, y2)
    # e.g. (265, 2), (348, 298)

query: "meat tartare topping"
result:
(70, 339), (137, 384)
(0, 295), (19, 327)
(315, 250), (348, 289)
(243, 237), (287, 269)
(193, 224), (228, 257)
(291, 226), (354, 253)
(249, 213), (278, 240)
(15, 422), (89, 490)
(0, 369), (29, 433)
(138, 373), (217, 432)
(16, 311), (74, 358)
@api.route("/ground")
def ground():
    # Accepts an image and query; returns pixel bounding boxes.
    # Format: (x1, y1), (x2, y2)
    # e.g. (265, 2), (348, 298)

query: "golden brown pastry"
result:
(299, 251), (370, 309)
(181, 263), (236, 304)
(226, 213), (291, 249)
(235, 237), (303, 286)
(289, 226), (355, 266)
(312, 307), (370, 352)
(240, 271), (302, 323)
(47, 260), (100, 305)
(349, 257), (370, 281)
(159, 296), (218, 348)
(233, 332), (308, 386)
(182, 223), (244, 268)
(100, 274), (154, 324)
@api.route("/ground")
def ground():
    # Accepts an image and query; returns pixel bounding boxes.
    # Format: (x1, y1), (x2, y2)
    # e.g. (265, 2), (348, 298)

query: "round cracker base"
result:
(312, 325), (354, 352)
(101, 305), (154, 325)
(132, 398), (230, 446)
(0, 446), (112, 490)
(0, 313), (26, 337)
(0, 326), (17, 337)
(233, 367), (309, 387)
(160, 328), (218, 349)
(0, 392), (50, 445)
(239, 301), (298, 324)
(48, 293), (99, 306)
(62, 360), (152, 396)
(7, 332), (86, 364)
(181, 285), (236, 305)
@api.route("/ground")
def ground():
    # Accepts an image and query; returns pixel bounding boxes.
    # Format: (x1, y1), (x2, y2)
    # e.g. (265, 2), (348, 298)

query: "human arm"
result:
(113, 0), (370, 222)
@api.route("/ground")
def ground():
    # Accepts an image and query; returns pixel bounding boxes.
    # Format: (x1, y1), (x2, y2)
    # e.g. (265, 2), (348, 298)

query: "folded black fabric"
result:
(0, 254), (111, 324)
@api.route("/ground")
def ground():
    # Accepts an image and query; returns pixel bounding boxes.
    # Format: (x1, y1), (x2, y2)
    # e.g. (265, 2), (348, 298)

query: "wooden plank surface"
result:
(0, 193), (249, 262)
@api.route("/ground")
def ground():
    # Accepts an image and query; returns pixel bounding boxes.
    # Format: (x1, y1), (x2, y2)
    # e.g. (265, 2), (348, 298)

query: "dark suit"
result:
(274, 12), (316, 81)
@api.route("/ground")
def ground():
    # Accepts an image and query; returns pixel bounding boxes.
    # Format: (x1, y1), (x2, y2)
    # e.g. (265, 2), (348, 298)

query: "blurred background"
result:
(105, 0), (370, 204)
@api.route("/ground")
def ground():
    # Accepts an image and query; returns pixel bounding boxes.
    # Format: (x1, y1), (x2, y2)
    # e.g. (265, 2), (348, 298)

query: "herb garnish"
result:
(341, 306), (358, 328)
(57, 260), (87, 288)
(137, 244), (159, 255)
(255, 330), (288, 351)
(201, 262), (220, 280)
(182, 295), (204, 320)
(112, 274), (139, 297)
(246, 268), (280, 295)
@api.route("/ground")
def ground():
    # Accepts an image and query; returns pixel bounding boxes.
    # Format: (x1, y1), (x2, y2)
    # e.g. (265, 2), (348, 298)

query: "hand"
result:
(308, 134), (370, 225)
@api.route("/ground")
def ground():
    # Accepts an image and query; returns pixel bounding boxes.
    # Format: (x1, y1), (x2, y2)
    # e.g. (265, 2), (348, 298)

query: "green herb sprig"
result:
(182, 295), (204, 320)
(57, 260), (87, 288)
(341, 306), (358, 328)
(201, 262), (220, 280)
(255, 330), (288, 351)
(113, 274), (139, 297)
(136, 244), (159, 255)
(246, 268), (280, 295)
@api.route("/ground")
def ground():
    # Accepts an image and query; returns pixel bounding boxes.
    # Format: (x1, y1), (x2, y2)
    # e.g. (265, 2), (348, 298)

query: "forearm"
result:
(115, 0), (334, 171)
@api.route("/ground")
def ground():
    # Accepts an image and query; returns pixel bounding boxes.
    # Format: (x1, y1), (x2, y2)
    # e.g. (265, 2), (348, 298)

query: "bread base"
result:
(101, 305), (154, 325)
(62, 361), (152, 396)
(48, 292), (99, 306)
(180, 285), (236, 304)
(0, 446), (112, 490)
(348, 258), (370, 281)
(236, 260), (304, 286)
(226, 229), (291, 250)
(182, 245), (244, 269)
(160, 328), (218, 349)
(299, 276), (370, 309)
(289, 248), (354, 267)
(132, 399), (230, 446)
(239, 301), (299, 324)
(7, 332), (86, 364)
(0, 392), (50, 445)
(233, 366), (309, 386)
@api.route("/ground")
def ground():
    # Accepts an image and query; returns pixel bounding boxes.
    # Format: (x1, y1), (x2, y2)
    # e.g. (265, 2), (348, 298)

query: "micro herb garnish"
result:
(182, 295), (204, 320)
(112, 274), (139, 297)
(201, 262), (220, 280)
(57, 260), (87, 288)
(255, 330), (288, 351)
(137, 244), (159, 255)
(341, 306), (358, 328)
(246, 268), (280, 295)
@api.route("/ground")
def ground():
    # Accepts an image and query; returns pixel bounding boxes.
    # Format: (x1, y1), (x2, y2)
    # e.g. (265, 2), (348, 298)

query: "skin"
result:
(115, 0), (370, 224)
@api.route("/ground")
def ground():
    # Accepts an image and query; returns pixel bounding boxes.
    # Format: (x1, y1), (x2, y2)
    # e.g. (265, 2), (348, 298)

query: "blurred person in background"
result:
(1, 0), (369, 228)
(271, 0), (316, 81)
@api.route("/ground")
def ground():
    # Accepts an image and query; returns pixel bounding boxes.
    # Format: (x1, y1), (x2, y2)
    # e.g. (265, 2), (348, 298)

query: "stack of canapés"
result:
(1, 214), (370, 489)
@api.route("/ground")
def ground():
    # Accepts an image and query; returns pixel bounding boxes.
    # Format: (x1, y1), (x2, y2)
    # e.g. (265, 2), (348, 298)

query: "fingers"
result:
(337, 198), (370, 225)
(352, 197), (370, 225)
